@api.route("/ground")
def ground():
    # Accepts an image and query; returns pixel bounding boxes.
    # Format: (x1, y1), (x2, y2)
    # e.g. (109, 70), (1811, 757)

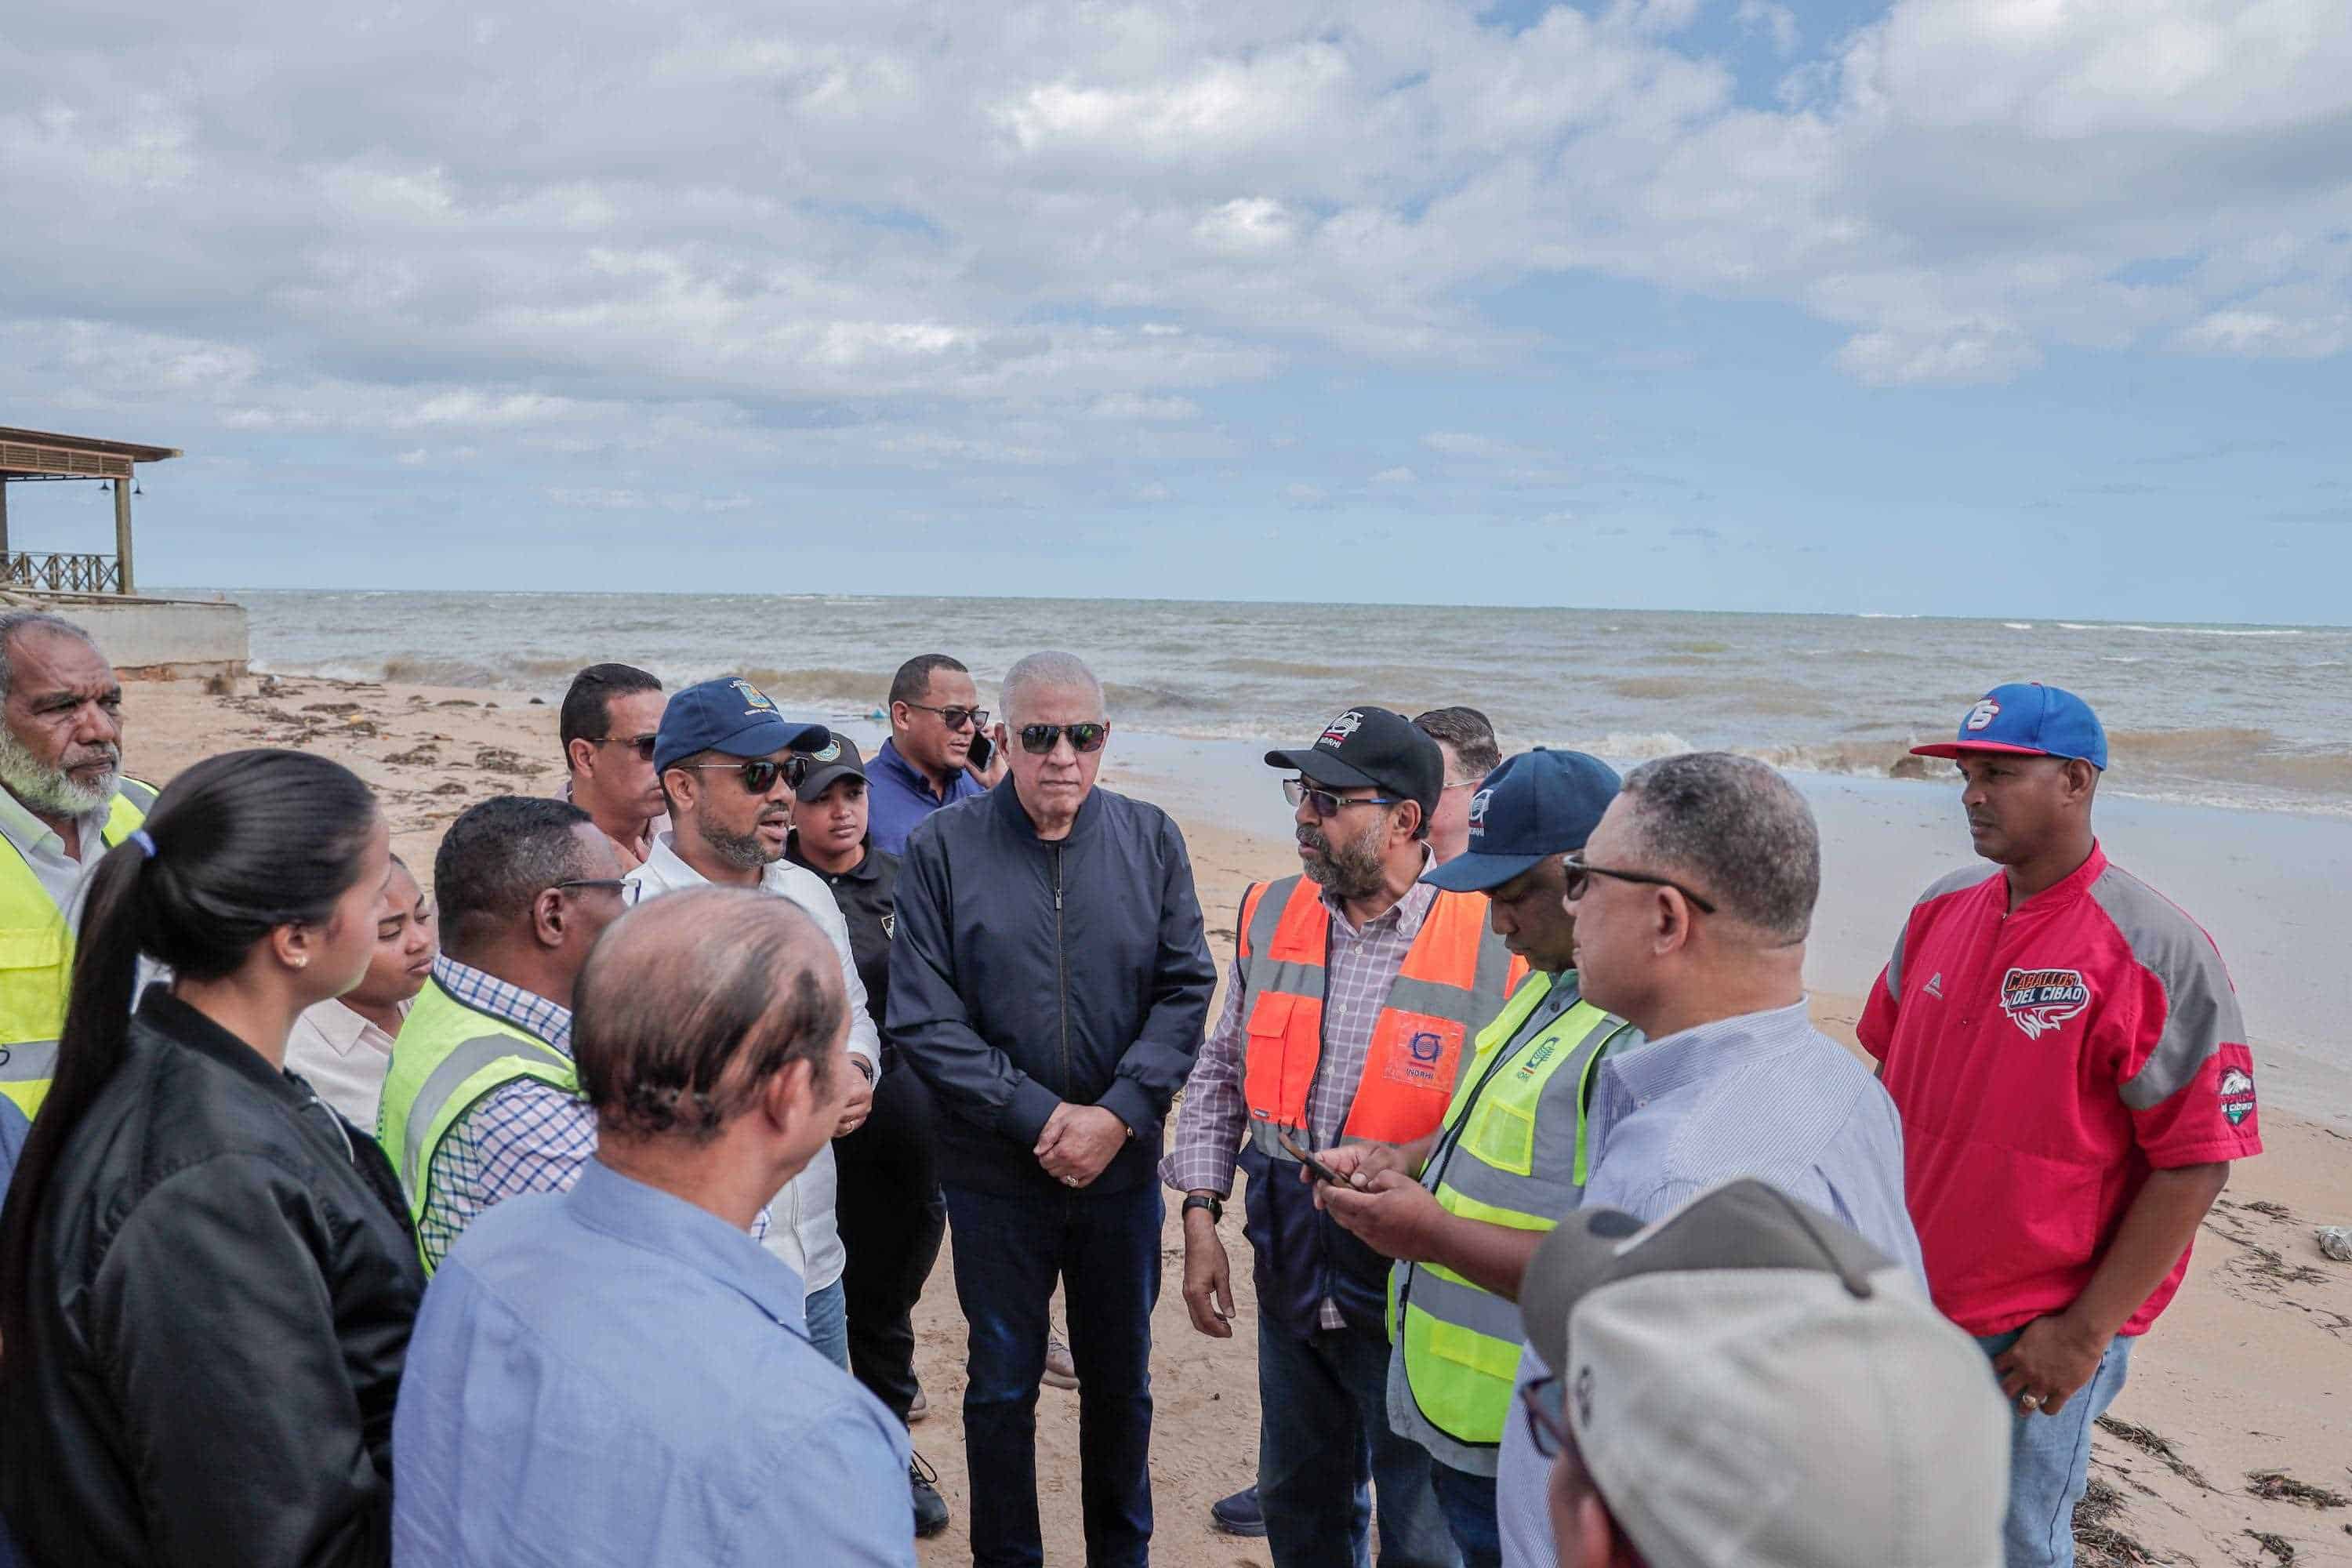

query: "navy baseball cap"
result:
(1265, 706), (1443, 821)
(1423, 748), (1622, 892)
(1911, 682), (2107, 770)
(654, 677), (832, 774)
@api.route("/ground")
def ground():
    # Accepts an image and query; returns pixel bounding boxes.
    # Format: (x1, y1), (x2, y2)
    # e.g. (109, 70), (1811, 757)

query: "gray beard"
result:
(702, 821), (781, 871)
(1298, 825), (1386, 902)
(0, 729), (120, 818)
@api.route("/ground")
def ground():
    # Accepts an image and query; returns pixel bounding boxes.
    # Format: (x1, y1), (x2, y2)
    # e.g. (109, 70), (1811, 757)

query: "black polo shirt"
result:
(785, 832), (900, 1036)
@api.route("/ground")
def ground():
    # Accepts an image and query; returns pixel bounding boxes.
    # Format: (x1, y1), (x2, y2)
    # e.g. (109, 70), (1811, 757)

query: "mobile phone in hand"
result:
(967, 730), (994, 771)
(1278, 1131), (1349, 1186)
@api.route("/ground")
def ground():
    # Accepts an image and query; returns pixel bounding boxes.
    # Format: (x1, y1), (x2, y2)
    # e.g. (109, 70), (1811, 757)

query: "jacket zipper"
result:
(1053, 843), (1070, 1101)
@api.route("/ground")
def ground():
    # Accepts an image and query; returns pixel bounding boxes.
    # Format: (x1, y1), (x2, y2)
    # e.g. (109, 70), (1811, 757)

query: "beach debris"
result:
(2248, 1471), (2348, 1508)
(382, 746), (441, 767)
(302, 702), (363, 716)
(2072, 1476), (2154, 1568)
(2243, 1200), (2292, 1220)
(473, 747), (539, 777)
(2244, 1529), (2295, 1564)
(2317, 1226), (2352, 1262)
(435, 699), (478, 708)
(428, 782), (466, 797)
(2096, 1416), (2210, 1490)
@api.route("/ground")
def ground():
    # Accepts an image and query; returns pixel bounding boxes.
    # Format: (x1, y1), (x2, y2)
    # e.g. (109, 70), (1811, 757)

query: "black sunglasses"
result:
(1519, 1373), (1569, 1460)
(555, 878), (642, 906)
(1561, 853), (1718, 915)
(1283, 778), (1403, 820)
(1017, 722), (1109, 756)
(600, 732), (659, 763)
(681, 756), (811, 794)
(902, 701), (990, 731)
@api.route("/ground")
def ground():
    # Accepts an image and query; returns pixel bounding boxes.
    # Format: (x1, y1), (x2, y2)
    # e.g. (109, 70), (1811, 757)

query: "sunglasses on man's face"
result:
(1559, 853), (1719, 915)
(681, 756), (811, 794)
(601, 733), (659, 763)
(903, 701), (990, 731)
(1016, 722), (1109, 756)
(1283, 777), (1403, 820)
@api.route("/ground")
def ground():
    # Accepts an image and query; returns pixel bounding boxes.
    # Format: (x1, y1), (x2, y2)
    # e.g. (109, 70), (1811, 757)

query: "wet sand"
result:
(122, 677), (2352, 1567)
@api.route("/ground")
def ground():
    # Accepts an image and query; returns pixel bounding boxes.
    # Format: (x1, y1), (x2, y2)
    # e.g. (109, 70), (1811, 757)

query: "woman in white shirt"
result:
(285, 854), (437, 1129)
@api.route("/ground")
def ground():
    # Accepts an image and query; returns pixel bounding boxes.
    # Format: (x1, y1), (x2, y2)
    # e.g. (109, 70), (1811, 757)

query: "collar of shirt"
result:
(565, 1158), (808, 1330)
(300, 995), (410, 1057)
(873, 738), (977, 808)
(1595, 997), (1816, 1122)
(430, 953), (574, 1055)
(635, 829), (821, 902)
(0, 782), (109, 866)
(1319, 845), (1440, 941)
(2002, 839), (2111, 918)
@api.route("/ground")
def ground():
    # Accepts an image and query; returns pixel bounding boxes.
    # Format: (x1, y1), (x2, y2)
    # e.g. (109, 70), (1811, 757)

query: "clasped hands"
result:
(1036, 1102), (1128, 1187)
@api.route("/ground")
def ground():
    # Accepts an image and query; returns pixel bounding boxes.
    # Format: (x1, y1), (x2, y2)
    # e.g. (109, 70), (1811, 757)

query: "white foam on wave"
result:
(2060, 622), (2306, 637)
(2003, 622), (2034, 630)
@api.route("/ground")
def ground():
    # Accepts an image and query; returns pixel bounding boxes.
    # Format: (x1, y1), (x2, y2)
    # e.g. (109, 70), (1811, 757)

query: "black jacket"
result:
(890, 780), (1215, 1196)
(0, 989), (424, 1568)
(786, 832), (901, 1042)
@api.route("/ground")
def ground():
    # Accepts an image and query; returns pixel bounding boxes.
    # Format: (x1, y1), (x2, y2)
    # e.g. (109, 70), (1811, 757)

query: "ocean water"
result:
(219, 590), (2352, 820)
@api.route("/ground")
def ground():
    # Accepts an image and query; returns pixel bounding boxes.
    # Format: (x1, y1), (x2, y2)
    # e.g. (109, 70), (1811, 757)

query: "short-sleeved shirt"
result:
(1857, 842), (2261, 1339)
(864, 739), (984, 856)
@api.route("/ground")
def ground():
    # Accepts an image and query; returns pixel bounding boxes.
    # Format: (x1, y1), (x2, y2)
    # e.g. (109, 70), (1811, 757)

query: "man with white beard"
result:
(0, 612), (155, 1160)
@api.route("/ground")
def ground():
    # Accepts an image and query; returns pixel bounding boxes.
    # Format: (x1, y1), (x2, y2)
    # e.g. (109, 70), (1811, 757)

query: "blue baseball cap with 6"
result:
(1910, 682), (2107, 770)
(1422, 747), (1622, 893)
(654, 677), (832, 774)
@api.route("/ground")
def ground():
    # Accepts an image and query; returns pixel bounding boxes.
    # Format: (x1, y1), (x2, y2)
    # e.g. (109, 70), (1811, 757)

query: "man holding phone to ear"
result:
(1164, 707), (1523, 1568)
(868, 654), (1007, 856)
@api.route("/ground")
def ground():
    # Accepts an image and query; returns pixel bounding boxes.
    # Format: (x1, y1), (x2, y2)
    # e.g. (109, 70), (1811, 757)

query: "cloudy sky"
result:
(4, 0), (2347, 622)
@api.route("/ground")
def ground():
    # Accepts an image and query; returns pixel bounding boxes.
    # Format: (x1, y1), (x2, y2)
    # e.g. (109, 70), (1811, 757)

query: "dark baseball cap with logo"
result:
(654, 676), (832, 774)
(1911, 681), (2107, 770)
(1422, 747), (1621, 893)
(793, 734), (868, 803)
(1265, 706), (1443, 822)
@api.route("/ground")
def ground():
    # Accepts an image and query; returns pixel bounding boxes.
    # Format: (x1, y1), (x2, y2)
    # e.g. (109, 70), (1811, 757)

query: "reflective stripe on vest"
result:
(0, 781), (158, 1120)
(1396, 971), (1633, 1447)
(376, 978), (576, 1266)
(1235, 875), (1523, 1160)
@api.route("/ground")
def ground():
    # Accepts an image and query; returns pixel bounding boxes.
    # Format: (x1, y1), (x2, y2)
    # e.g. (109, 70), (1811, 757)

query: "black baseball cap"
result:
(654, 677), (832, 774)
(1265, 706), (1443, 821)
(1422, 748), (1621, 892)
(793, 735), (868, 802)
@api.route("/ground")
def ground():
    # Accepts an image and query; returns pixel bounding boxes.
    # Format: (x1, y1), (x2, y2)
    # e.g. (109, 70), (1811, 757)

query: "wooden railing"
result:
(2, 553), (124, 594)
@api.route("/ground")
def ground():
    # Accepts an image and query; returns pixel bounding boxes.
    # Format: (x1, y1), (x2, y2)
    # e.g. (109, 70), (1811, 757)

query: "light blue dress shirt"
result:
(1494, 999), (1924, 1568)
(394, 1159), (914, 1567)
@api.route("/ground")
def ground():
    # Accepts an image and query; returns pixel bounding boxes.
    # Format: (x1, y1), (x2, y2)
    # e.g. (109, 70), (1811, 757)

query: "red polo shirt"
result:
(1859, 843), (2260, 1338)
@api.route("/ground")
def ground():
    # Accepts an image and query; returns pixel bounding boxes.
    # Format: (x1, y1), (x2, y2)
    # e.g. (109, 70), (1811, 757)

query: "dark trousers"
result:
(943, 1180), (1163, 1568)
(1428, 1461), (1501, 1568)
(1256, 1314), (1460, 1568)
(833, 1062), (948, 1424)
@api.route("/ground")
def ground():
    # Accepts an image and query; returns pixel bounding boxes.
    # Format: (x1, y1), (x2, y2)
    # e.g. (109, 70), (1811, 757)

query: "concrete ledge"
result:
(5, 591), (249, 681)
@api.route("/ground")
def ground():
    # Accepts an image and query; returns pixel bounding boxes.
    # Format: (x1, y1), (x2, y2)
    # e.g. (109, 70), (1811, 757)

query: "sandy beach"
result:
(122, 675), (2352, 1567)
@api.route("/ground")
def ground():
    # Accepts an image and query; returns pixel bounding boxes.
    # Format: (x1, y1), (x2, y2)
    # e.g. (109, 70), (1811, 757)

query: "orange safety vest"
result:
(1236, 875), (1524, 1157)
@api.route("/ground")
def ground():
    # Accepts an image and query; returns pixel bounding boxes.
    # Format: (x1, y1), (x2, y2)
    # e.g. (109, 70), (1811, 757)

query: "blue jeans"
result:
(804, 1279), (850, 1372)
(1428, 1462), (1501, 1568)
(1257, 1315), (1461, 1568)
(943, 1181), (1162, 1568)
(1976, 1330), (2136, 1568)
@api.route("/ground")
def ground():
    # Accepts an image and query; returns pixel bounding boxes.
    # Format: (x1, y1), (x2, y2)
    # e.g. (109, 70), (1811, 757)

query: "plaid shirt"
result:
(1163, 873), (1439, 1330)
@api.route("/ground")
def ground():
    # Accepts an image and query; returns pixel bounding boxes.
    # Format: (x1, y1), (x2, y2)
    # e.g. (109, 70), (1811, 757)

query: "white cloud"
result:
(1734, 0), (1798, 58)
(1371, 465), (1416, 485)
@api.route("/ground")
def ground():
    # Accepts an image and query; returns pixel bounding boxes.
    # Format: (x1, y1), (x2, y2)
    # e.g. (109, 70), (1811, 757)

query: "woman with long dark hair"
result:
(0, 749), (424, 1566)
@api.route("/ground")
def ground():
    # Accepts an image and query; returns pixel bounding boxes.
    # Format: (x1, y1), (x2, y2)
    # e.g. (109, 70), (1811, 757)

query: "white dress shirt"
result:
(284, 996), (408, 1129)
(626, 832), (881, 1294)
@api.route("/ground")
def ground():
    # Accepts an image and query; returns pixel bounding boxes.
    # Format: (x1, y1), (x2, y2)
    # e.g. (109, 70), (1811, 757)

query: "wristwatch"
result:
(1182, 1193), (1224, 1224)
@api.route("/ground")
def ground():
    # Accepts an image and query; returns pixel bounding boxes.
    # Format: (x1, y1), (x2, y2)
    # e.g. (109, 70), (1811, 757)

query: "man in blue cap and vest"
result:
(1311, 749), (1637, 1568)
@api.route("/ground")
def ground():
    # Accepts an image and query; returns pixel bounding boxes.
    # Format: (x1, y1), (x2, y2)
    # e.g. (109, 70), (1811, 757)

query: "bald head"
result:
(573, 887), (848, 1144)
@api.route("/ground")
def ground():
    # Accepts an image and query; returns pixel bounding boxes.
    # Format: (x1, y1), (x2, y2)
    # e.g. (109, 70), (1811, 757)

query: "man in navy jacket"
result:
(891, 650), (1214, 1568)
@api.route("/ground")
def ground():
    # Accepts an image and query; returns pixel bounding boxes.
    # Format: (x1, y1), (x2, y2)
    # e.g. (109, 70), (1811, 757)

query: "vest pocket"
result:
(1465, 1096), (1537, 1177)
(0, 925), (68, 1040)
(1425, 1314), (1525, 1380)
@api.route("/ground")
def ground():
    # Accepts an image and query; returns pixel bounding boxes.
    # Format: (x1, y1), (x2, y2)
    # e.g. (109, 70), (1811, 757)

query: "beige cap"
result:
(1519, 1179), (2008, 1568)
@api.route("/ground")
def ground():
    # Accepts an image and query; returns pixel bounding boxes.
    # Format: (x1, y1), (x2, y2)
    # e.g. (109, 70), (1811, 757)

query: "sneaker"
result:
(1041, 1334), (1079, 1391)
(910, 1453), (951, 1537)
(1209, 1483), (1265, 1537)
(907, 1384), (929, 1423)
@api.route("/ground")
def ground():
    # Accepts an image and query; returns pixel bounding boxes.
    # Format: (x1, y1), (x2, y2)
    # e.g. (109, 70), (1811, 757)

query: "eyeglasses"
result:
(599, 733), (658, 763)
(1561, 853), (1719, 915)
(1519, 1373), (1569, 1459)
(903, 701), (990, 731)
(1441, 778), (1485, 792)
(681, 756), (811, 794)
(1284, 778), (1402, 819)
(1017, 722), (1109, 756)
(556, 878), (642, 906)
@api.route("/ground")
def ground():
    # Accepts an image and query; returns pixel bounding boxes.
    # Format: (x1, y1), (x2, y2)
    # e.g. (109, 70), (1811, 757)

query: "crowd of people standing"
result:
(0, 604), (2265, 1568)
